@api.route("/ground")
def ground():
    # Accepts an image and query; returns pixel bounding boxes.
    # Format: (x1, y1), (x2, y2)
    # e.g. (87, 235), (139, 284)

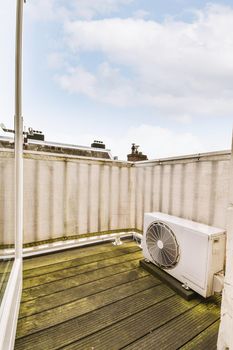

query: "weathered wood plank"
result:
(15, 242), (221, 350)
(23, 240), (136, 271)
(62, 295), (201, 350)
(15, 283), (174, 350)
(23, 245), (139, 278)
(180, 320), (219, 350)
(123, 301), (220, 350)
(23, 251), (142, 289)
(19, 267), (149, 318)
(17, 275), (159, 338)
(22, 259), (141, 302)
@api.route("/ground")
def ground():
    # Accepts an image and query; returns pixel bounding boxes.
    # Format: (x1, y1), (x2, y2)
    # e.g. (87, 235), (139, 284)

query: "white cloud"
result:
(58, 62), (135, 106)
(124, 124), (204, 159)
(73, 124), (207, 160)
(47, 52), (66, 70)
(58, 5), (233, 119)
(25, 0), (57, 21)
(70, 0), (134, 20)
(26, 0), (134, 21)
(133, 10), (150, 19)
(173, 115), (192, 124)
(58, 66), (97, 98)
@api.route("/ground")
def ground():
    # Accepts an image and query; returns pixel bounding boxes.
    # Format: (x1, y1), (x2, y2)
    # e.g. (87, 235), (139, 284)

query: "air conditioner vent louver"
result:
(146, 221), (179, 269)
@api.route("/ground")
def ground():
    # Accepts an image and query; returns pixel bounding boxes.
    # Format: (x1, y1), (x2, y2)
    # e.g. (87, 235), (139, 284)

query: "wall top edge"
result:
(23, 150), (133, 166)
(0, 148), (230, 166)
(0, 148), (133, 167)
(134, 149), (231, 166)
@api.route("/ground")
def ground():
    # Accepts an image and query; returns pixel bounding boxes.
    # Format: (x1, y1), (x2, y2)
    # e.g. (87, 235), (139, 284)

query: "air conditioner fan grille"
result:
(146, 221), (179, 269)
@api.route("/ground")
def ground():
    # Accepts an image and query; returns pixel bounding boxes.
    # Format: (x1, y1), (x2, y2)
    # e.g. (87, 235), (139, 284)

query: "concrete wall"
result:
(0, 149), (230, 245)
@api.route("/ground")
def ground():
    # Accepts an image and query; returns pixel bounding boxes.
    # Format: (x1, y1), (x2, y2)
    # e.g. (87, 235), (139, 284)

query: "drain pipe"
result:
(15, 0), (24, 260)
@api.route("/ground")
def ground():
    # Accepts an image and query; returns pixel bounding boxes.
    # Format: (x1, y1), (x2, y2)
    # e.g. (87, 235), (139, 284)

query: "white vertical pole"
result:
(218, 131), (233, 349)
(15, 0), (24, 259)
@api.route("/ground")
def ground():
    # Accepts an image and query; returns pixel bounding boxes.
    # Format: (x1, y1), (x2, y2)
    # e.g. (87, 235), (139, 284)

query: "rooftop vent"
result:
(91, 140), (106, 149)
(27, 129), (45, 141)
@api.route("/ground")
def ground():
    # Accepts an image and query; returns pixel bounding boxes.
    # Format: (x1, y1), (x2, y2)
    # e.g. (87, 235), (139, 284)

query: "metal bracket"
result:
(213, 271), (224, 294)
(113, 236), (123, 246)
(182, 282), (190, 290)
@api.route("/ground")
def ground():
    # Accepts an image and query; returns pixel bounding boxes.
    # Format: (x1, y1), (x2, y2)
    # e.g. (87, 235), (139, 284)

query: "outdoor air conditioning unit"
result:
(142, 212), (226, 298)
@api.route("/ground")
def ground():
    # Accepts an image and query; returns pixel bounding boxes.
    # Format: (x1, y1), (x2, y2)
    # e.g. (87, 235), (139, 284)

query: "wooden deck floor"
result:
(15, 240), (221, 350)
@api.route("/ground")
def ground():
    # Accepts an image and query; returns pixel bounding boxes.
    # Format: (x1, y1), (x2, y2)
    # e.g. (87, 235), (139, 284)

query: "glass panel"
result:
(0, 153), (15, 306)
(0, 2), (16, 306)
(0, 260), (14, 304)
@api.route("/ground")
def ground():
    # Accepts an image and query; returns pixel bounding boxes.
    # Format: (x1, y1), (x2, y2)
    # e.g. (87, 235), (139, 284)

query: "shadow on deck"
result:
(15, 240), (220, 349)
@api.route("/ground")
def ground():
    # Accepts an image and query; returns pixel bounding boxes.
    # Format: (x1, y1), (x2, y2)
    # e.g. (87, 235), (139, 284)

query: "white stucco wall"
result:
(0, 149), (231, 245)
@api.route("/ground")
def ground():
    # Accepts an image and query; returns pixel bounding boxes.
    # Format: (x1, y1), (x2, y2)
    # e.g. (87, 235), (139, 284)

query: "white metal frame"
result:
(0, 260), (22, 350)
(0, 1), (24, 349)
(15, 0), (24, 260)
(1, 232), (143, 259)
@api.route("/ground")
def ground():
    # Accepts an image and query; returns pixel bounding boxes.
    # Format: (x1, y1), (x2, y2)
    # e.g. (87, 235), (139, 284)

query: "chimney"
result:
(127, 144), (148, 162)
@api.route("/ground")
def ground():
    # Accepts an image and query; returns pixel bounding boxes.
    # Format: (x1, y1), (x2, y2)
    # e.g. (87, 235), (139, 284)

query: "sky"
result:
(0, 1), (233, 160)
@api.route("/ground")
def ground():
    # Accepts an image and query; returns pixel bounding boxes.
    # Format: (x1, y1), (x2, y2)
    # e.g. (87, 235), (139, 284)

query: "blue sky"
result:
(1, 1), (233, 159)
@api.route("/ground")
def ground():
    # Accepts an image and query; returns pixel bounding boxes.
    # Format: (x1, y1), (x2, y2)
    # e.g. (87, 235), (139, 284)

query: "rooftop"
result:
(0, 136), (112, 160)
(15, 240), (220, 350)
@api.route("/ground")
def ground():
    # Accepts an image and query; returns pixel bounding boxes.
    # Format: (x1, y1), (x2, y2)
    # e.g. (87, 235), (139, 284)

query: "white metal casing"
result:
(142, 212), (226, 298)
